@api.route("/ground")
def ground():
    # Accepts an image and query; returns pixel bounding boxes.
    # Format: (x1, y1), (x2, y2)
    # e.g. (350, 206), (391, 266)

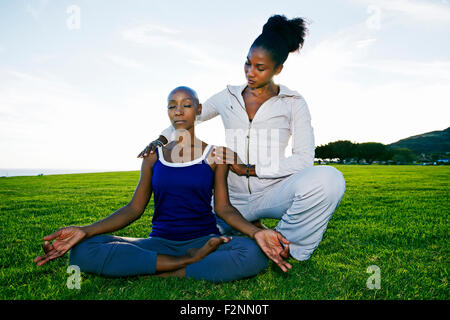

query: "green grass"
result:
(0, 165), (448, 300)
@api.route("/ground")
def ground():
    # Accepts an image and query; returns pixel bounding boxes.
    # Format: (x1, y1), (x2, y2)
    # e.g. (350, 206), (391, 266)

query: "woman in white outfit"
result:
(138, 15), (346, 262)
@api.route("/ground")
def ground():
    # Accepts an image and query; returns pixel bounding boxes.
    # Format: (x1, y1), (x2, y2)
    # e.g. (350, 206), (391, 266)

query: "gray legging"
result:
(68, 234), (268, 282)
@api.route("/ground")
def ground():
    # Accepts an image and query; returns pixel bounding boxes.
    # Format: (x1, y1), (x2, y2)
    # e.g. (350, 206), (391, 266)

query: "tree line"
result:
(315, 140), (419, 164)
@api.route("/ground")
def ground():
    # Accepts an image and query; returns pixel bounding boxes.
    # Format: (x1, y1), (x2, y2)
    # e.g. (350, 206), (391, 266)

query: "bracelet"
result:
(154, 140), (164, 147)
(245, 164), (251, 178)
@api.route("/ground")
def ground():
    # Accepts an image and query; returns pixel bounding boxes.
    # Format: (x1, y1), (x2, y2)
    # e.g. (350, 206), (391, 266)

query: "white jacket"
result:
(161, 84), (315, 196)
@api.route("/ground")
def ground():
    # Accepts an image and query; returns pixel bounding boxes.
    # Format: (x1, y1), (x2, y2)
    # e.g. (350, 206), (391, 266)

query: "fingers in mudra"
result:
(42, 241), (52, 254)
(280, 242), (290, 259)
(34, 248), (62, 266)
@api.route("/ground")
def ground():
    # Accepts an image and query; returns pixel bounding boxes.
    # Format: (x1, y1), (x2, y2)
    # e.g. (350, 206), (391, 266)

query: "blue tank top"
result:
(149, 144), (220, 241)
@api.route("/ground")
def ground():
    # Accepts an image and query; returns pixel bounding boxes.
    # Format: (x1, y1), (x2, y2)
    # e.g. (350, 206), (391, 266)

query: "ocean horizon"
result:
(0, 168), (137, 177)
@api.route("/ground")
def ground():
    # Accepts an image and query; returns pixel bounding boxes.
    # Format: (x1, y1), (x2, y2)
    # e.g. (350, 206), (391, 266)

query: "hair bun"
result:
(262, 14), (307, 53)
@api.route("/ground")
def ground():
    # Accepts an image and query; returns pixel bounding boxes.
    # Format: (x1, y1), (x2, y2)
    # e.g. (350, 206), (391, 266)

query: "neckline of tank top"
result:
(157, 144), (214, 167)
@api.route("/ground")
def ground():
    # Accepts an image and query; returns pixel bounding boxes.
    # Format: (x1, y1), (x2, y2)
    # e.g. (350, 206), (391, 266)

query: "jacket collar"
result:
(227, 83), (301, 99)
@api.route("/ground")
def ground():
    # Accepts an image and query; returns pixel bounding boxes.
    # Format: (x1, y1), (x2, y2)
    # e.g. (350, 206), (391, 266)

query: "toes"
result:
(207, 238), (223, 248)
(206, 236), (230, 249)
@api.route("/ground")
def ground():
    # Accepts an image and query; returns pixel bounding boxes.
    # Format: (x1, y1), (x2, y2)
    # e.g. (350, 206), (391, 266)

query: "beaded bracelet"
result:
(154, 140), (164, 148)
(245, 164), (251, 178)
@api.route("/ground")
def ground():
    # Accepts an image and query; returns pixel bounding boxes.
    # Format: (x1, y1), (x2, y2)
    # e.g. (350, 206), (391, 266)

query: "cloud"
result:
(285, 24), (376, 80)
(350, 60), (450, 81)
(355, 38), (377, 48)
(283, 18), (450, 84)
(25, 0), (49, 23)
(120, 24), (180, 45)
(119, 23), (235, 72)
(353, 0), (450, 24)
(106, 55), (144, 69)
(278, 21), (450, 146)
(0, 70), (139, 170)
(0, 71), (101, 143)
(0, 66), (186, 170)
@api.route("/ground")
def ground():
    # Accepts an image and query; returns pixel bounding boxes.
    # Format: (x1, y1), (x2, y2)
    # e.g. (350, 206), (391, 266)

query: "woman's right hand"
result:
(137, 140), (163, 158)
(253, 229), (292, 272)
(33, 226), (88, 267)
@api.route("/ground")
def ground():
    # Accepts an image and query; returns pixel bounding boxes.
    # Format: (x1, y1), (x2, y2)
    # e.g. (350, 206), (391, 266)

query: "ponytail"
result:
(251, 14), (309, 66)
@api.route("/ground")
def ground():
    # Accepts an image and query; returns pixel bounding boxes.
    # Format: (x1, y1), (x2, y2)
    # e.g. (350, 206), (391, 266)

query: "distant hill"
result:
(388, 127), (450, 154)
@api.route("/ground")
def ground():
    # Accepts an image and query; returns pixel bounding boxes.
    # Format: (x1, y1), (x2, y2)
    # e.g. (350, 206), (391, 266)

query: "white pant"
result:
(216, 165), (346, 261)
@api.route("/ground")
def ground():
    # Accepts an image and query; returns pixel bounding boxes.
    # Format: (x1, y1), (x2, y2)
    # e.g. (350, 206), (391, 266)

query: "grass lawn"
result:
(0, 165), (448, 300)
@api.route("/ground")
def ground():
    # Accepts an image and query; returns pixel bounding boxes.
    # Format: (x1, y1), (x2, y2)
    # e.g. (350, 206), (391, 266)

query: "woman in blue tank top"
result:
(34, 86), (291, 282)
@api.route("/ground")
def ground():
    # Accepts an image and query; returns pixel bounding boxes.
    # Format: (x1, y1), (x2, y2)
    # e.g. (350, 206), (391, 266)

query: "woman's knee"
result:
(231, 237), (268, 276)
(318, 166), (345, 201)
(294, 165), (346, 204)
(68, 235), (105, 273)
(186, 237), (268, 282)
(68, 240), (88, 270)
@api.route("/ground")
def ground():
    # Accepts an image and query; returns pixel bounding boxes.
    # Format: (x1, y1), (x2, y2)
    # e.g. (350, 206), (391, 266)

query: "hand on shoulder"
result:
(142, 147), (158, 168)
(209, 146), (242, 166)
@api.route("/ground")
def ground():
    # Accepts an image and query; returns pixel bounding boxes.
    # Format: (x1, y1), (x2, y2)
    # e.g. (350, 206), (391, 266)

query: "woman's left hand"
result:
(229, 164), (249, 176)
(210, 147), (253, 176)
(211, 147), (244, 165)
(34, 226), (88, 267)
(253, 229), (292, 272)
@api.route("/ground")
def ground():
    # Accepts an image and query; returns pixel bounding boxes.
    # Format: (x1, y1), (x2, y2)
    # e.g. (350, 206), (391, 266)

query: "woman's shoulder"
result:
(225, 84), (247, 96)
(277, 84), (309, 109)
(204, 87), (231, 103)
(278, 84), (303, 99)
(200, 88), (230, 111)
(142, 148), (158, 168)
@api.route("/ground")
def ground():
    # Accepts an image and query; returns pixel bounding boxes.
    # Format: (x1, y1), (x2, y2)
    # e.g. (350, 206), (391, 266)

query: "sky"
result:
(1, 0), (449, 172)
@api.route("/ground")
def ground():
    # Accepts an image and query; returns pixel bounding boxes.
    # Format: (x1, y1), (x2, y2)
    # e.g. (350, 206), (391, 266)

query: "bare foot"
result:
(153, 268), (186, 278)
(148, 237), (232, 279)
(186, 236), (231, 262)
